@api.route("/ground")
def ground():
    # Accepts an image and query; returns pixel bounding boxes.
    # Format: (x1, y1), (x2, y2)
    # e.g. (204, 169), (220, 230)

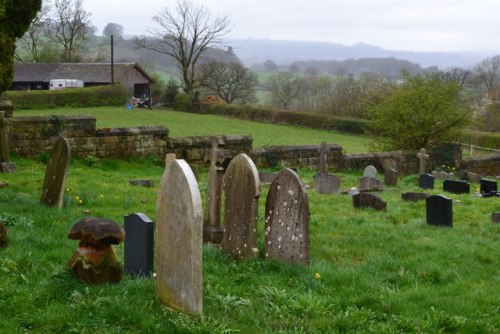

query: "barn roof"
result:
(13, 63), (154, 84)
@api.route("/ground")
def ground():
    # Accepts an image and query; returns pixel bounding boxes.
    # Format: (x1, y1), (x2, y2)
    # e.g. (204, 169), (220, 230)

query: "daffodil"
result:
(315, 272), (321, 279)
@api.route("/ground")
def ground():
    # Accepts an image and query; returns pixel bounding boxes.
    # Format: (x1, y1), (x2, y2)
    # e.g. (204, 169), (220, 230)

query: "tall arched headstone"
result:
(264, 168), (310, 264)
(222, 153), (260, 260)
(40, 137), (70, 208)
(156, 157), (203, 315)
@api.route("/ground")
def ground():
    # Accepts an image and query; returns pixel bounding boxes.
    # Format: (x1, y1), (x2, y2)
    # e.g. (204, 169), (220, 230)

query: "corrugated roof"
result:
(13, 63), (153, 84)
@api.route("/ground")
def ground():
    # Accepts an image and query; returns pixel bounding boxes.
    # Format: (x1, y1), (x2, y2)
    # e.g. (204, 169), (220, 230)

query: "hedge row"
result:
(2, 85), (128, 109)
(196, 103), (369, 134)
(460, 129), (500, 149)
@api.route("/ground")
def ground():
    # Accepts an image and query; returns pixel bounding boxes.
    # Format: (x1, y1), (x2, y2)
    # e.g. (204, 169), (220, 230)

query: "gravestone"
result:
(426, 195), (453, 227)
(0, 111), (16, 173)
(480, 179), (498, 194)
(432, 171), (455, 180)
(259, 172), (278, 184)
(419, 174), (435, 190)
(417, 148), (429, 174)
(492, 213), (500, 224)
(203, 138), (225, 244)
(363, 165), (377, 178)
(265, 168), (310, 264)
(318, 141), (328, 173)
(443, 180), (470, 194)
(124, 213), (154, 277)
(222, 153), (260, 260)
(129, 179), (154, 187)
(401, 192), (428, 202)
(156, 155), (203, 315)
(353, 193), (387, 211)
(384, 168), (398, 187)
(358, 176), (384, 191)
(467, 172), (482, 184)
(40, 137), (71, 208)
(314, 173), (340, 194)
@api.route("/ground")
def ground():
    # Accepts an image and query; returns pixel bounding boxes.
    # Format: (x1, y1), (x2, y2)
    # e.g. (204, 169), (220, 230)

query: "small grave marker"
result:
(363, 165), (377, 178)
(314, 173), (340, 194)
(222, 154), (260, 260)
(417, 148), (429, 174)
(401, 192), (428, 202)
(443, 180), (470, 194)
(124, 213), (154, 277)
(419, 174), (435, 190)
(426, 195), (453, 227)
(358, 176), (384, 191)
(480, 179), (498, 194)
(353, 193), (387, 211)
(265, 168), (310, 264)
(492, 213), (500, 224)
(40, 137), (71, 208)
(156, 157), (203, 315)
(384, 168), (398, 187)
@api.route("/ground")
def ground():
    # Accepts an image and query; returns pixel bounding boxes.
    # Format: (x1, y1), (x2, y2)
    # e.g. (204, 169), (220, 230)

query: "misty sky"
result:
(83, 0), (500, 52)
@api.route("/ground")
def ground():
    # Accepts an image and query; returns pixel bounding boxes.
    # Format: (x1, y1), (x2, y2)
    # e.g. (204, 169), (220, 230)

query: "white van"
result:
(49, 79), (84, 90)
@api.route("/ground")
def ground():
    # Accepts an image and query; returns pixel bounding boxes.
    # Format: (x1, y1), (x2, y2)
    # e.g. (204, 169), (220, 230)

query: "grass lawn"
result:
(14, 106), (373, 153)
(0, 156), (499, 333)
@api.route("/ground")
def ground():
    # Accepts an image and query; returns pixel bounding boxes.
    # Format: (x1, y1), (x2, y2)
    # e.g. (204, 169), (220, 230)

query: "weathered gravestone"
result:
(419, 174), (435, 190)
(0, 111), (16, 173)
(384, 168), (398, 187)
(432, 170), (455, 180)
(124, 213), (154, 277)
(203, 138), (225, 244)
(492, 213), (500, 224)
(259, 172), (278, 184)
(417, 148), (429, 174)
(265, 168), (310, 264)
(314, 173), (341, 194)
(401, 192), (428, 202)
(426, 195), (453, 227)
(353, 193), (387, 211)
(363, 165), (378, 178)
(129, 179), (154, 187)
(156, 154), (203, 315)
(358, 176), (384, 191)
(40, 137), (71, 208)
(480, 179), (498, 194)
(222, 153), (260, 260)
(443, 180), (470, 194)
(467, 172), (482, 184)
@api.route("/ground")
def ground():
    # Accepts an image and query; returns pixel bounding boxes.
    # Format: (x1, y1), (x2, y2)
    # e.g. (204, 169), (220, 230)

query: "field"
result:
(1, 109), (499, 333)
(15, 106), (373, 152)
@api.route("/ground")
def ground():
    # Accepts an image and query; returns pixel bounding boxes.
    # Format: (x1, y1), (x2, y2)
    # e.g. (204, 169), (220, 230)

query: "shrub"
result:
(173, 93), (194, 111)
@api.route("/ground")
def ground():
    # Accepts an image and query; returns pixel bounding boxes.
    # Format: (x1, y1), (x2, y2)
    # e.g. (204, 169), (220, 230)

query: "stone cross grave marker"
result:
(203, 137), (225, 244)
(443, 180), (470, 194)
(124, 213), (154, 277)
(318, 141), (328, 173)
(384, 168), (398, 187)
(417, 148), (429, 175)
(358, 176), (384, 191)
(0, 111), (16, 173)
(426, 195), (453, 227)
(314, 173), (341, 194)
(265, 168), (310, 265)
(156, 156), (203, 315)
(353, 193), (387, 211)
(480, 179), (498, 194)
(419, 174), (435, 190)
(222, 153), (260, 260)
(40, 137), (71, 208)
(363, 165), (377, 178)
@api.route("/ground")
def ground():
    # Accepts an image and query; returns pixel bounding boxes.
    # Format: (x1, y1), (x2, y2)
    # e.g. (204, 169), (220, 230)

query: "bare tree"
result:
(46, 0), (92, 62)
(198, 59), (257, 103)
(265, 72), (305, 110)
(136, 0), (230, 97)
(474, 55), (500, 96)
(16, 1), (52, 62)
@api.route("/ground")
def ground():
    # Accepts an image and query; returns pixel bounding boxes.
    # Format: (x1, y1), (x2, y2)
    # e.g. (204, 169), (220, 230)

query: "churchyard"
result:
(0, 108), (499, 333)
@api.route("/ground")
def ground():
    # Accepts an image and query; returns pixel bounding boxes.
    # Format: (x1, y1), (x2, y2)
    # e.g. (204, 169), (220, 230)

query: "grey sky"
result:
(83, 0), (500, 52)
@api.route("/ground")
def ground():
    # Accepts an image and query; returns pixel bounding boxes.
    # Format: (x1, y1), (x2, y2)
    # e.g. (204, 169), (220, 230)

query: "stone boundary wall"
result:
(460, 155), (500, 176)
(252, 144), (343, 169)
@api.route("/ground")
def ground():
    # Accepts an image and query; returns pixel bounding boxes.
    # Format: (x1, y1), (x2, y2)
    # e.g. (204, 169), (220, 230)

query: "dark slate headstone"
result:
(129, 179), (154, 187)
(443, 180), (470, 194)
(384, 168), (398, 187)
(426, 195), (453, 227)
(40, 137), (71, 208)
(222, 153), (260, 260)
(358, 176), (384, 191)
(314, 173), (340, 194)
(492, 213), (500, 224)
(265, 168), (310, 264)
(419, 174), (435, 190)
(401, 192), (428, 202)
(353, 193), (387, 211)
(124, 213), (154, 277)
(480, 179), (498, 194)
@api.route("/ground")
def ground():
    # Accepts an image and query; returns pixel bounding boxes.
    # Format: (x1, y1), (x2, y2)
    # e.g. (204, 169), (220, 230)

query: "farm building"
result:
(11, 63), (154, 101)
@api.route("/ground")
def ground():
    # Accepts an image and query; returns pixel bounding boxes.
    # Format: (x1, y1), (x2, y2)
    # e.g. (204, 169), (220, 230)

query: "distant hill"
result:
(228, 39), (494, 69)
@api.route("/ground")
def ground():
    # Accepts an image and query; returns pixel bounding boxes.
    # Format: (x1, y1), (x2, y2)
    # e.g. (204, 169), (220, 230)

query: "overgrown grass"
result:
(0, 156), (499, 333)
(14, 106), (373, 152)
